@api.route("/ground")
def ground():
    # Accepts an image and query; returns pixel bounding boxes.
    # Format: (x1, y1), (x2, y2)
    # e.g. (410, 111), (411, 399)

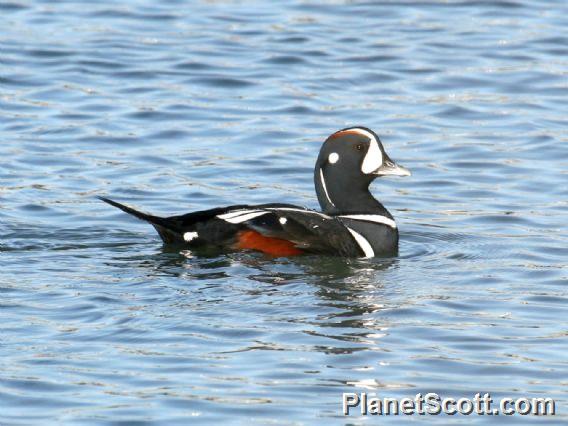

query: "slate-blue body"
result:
(100, 127), (411, 257)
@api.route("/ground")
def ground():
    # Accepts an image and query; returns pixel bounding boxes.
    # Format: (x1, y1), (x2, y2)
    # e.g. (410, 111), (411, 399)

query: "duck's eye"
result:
(356, 144), (364, 151)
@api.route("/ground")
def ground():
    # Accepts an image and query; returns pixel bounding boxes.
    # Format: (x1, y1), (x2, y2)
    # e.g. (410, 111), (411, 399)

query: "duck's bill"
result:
(373, 160), (411, 177)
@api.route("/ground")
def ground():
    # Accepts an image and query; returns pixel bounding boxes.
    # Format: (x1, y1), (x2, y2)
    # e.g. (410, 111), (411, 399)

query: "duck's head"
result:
(314, 127), (410, 214)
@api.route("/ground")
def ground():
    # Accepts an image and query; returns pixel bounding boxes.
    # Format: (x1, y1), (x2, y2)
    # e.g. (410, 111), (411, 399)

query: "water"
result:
(1, 0), (567, 424)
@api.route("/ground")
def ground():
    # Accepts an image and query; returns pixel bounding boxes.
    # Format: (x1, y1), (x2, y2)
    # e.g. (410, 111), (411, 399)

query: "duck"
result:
(99, 127), (410, 258)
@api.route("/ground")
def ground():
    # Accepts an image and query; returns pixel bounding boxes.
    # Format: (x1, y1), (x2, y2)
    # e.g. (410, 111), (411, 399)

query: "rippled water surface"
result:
(1, 0), (567, 424)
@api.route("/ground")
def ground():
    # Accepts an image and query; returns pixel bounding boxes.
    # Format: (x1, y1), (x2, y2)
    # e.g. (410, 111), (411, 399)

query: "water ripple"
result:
(1, 0), (567, 424)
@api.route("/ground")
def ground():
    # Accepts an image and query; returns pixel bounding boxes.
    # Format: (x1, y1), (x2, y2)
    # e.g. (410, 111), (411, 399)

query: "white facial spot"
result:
(328, 152), (339, 164)
(183, 231), (199, 242)
(279, 217), (287, 225)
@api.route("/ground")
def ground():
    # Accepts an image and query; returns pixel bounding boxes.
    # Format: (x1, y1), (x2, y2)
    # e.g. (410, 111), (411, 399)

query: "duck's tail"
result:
(97, 196), (182, 243)
(97, 196), (160, 222)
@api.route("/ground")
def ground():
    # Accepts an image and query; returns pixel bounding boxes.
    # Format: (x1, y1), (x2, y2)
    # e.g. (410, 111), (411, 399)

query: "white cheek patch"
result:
(361, 136), (383, 174)
(183, 231), (199, 242)
(328, 152), (339, 164)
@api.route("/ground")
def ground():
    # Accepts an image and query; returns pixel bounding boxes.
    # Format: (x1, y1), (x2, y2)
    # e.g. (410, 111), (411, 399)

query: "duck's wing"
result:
(99, 197), (362, 257)
(208, 205), (362, 256)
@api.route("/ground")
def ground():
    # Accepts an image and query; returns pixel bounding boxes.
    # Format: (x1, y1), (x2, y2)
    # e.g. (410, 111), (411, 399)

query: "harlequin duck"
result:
(99, 127), (410, 258)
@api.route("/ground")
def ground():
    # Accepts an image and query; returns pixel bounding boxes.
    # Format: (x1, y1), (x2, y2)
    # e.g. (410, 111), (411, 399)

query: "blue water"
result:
(1, 0), (567, 424)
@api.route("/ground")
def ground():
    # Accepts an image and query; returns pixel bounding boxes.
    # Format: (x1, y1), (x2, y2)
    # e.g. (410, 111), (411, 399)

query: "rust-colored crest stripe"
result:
(329, 129), (368, 140)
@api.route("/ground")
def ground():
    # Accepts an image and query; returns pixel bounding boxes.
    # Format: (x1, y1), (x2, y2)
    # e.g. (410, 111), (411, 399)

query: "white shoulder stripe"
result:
(217, 210), (268, 224)
(346, 227), (374, 258)
(339, 214), (396, 229)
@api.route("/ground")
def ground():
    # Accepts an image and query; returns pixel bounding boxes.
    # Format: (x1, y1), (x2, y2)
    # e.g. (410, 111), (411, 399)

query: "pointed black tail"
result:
(97, 196), (160, 222)
(97, 196), (182, 243)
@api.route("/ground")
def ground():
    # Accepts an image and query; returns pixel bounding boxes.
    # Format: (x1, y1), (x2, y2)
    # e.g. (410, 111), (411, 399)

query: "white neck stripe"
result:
(319, 168), (335, 207)
(346, 227), (374, 258)
(339, 214), (397, 229)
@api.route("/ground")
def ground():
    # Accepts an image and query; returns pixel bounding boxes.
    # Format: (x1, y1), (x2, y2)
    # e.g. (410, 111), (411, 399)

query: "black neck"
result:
(314, 167), (392, 217)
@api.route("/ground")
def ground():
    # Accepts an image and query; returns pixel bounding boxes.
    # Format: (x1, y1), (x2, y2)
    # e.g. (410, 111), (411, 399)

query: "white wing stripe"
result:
(339, 214), (397, 229)
(218, 207), (333, 224)
(217, 210), (268, 224)
(346, 227), (374, 258)
(266, 207), (331, 219)
(217, 209), (261, 220)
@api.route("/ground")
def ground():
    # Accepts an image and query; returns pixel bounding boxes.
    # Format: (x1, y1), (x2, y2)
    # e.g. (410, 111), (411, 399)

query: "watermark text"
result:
(342, 392), (556, 416)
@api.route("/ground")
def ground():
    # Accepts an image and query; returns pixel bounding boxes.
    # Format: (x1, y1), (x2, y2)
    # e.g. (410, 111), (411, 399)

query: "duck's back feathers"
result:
(98, 197), (363, 256)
